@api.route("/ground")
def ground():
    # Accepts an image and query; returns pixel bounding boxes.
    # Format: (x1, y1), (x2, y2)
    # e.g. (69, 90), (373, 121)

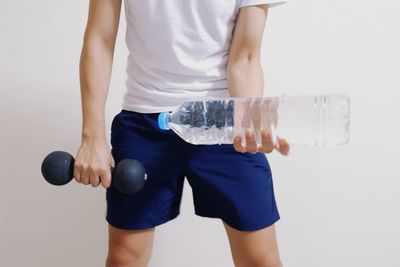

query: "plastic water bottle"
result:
(157, 94), (350, 147)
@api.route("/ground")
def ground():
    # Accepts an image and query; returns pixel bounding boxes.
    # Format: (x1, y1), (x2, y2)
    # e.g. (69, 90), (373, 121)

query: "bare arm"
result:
(227, 5), (268, 98)
(228, 5), (290, 155)
(80, 0), (122, 140)
(74, 0), (122, 188)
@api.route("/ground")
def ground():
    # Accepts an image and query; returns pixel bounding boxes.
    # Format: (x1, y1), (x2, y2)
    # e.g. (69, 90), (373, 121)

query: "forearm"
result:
(79, 37), (114, 141)
(227, 57), (264, 98)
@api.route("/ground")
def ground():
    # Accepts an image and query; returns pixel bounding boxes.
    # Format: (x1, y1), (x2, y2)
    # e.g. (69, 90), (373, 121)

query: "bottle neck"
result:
(158, 112), (171, 130)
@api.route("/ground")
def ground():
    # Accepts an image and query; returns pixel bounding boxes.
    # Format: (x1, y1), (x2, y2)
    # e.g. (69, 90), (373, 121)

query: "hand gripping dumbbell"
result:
(41, 151), (147, 195)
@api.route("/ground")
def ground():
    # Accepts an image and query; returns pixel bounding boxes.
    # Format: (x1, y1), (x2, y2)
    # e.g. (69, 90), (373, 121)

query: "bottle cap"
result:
(158, 112), (171, 130)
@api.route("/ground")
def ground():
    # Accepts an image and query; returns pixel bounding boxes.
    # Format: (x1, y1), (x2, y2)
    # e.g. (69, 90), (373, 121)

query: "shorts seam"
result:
(106, 211), (180, 231)
(194, 210), (280, 232)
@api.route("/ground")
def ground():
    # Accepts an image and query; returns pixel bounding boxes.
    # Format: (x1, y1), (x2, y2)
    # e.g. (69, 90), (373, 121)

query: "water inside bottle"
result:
(167, 94), (350, 147)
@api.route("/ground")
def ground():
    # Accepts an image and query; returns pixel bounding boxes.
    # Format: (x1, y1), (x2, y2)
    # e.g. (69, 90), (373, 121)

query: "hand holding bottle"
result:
(231, 97), (290, 155)
(233, 129), (290, 155)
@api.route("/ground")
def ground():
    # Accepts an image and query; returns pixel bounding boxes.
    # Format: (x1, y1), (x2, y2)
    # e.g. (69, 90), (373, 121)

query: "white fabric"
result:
(241, 0), (287, 8)
(122, 0), (287, 113)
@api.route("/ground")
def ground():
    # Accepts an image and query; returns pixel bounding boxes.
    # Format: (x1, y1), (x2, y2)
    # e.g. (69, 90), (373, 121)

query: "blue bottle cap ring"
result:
(158, 112), (171, 130)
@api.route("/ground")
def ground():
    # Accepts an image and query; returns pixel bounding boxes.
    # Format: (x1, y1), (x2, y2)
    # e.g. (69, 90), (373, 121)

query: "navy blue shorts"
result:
(106, 109), (280, 231)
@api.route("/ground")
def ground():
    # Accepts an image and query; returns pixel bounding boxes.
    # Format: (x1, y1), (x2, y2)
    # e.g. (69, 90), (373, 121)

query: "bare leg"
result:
(106, 224), (155, 267)
(224, 222), (283, 267)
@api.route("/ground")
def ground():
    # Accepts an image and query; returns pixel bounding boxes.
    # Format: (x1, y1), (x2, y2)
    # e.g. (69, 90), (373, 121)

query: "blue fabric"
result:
(106, 109), (280, 231)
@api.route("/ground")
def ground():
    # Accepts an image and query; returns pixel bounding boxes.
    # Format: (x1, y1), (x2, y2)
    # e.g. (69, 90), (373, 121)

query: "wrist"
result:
(81, 129), (106, 142)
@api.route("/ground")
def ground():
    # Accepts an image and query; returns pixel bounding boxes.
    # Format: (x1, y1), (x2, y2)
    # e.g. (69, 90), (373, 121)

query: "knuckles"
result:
(74, 162), (89, 171)
(74, 162), (109, 174)
(73, 160), (111, 187)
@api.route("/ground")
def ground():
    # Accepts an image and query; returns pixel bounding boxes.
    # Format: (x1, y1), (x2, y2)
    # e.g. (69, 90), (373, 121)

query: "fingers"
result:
(260, 130), (274, 153)
(73, 162), (81, 183)
(76, 163), (90, 185)
(233, 130), (259, 154)
(233, 136), (246, 153)
(73, 157), (112, 188)
(245, 130), (258, 154)
(101, 154), (114, 189)
(100, 168), (112, 189)
(75, 164), (104, 187)
(89, 166), (104, 187)
(276, 137), (290, 156)
(233, 128), (291, 156)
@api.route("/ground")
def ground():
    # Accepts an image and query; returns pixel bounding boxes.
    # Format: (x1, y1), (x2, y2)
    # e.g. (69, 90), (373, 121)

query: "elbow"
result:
(227, 42), (261, 66)
(82, 31), (116, 52)
(227, 50), (261, 72)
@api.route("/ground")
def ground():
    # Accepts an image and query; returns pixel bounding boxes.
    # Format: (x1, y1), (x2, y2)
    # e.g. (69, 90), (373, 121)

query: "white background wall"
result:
(1, 0), (399, 266)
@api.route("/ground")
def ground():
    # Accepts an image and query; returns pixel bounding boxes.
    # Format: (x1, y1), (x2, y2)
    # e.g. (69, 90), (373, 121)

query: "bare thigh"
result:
(106, 224), (155, 267)
(224, 223), (283, 267)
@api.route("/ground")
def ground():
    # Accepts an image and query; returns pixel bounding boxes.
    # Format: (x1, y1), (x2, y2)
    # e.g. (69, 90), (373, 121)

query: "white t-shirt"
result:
(122, 0), (286, 113)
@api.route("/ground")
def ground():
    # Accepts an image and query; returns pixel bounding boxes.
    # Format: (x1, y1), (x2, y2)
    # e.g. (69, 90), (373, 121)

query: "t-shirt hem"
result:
(240, 0), (288, 8)
(121, 102), (182, 114)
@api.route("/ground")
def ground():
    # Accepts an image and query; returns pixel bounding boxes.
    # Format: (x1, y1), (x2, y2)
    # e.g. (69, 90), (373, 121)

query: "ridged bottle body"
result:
(161, 94), (350, 147)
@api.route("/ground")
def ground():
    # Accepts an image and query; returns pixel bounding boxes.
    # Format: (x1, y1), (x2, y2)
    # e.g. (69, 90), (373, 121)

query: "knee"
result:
(241, 253), (283, 267)
(252, 256), (283, 267)
(106, 248), (150, 267)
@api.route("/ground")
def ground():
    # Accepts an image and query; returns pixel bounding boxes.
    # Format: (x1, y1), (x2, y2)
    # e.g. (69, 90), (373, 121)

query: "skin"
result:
(75, 1), (288, 266)
(74, 0), (121, 188)
(228, 5), (290, 157)
(226, 5), (286, 267)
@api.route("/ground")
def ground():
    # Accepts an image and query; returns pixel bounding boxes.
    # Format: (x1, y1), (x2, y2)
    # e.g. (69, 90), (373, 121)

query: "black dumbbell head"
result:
(113, 159), (146, 195)
(41, 151), (74, 186)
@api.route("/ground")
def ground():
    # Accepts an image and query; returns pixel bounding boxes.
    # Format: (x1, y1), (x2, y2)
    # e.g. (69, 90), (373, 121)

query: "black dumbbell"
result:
(41, 151), (147, 195)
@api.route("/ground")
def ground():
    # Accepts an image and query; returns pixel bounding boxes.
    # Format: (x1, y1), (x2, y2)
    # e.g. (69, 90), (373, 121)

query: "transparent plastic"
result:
(158, 94), (350, 147)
